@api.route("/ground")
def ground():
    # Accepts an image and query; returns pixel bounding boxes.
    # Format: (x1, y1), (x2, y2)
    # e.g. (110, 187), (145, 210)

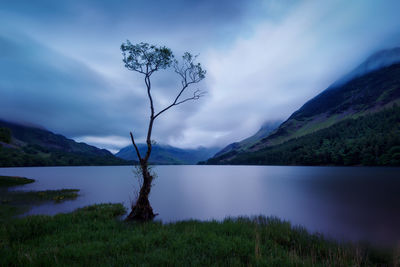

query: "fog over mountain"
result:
(206, 46), (400, 165)
(332, 47), (400, 87)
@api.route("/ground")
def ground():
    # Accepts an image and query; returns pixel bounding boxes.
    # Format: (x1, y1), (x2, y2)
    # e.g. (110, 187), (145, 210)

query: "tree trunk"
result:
(126, 163), (156, 221)
(126, 78), (157, 222)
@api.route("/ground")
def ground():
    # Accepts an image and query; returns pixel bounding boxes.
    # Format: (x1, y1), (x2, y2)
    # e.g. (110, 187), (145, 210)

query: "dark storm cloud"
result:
(1, 0), (400, 151)
(0, 33), (146, 138)
(1, 0), (275, 150)
(1, 0), (270, 40)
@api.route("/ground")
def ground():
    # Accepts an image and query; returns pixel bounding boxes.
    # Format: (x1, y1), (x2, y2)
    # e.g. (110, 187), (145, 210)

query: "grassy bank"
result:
(0, 175), (79, 221)
(0, 176), (396, 265)
(0, 203), (396, 266)
(0, 175), (35, 187)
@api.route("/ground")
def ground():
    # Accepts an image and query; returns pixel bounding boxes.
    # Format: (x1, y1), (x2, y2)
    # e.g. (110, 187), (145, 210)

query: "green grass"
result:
(0, 176), (79, 221)
(0, 177), (396, 265)
(0, 203), (397, 266)
(0, 189), (79, 221)
(2, 188), (80, 203)
(0, 204), (29, 221)
(0, 175), (35, 187)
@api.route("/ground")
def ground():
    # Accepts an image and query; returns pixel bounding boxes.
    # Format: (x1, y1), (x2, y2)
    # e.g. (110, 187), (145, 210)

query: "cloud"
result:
(170, 0), (400, 148)
(1, 0), (400, 152)
(75, 135), (131, 154)
(0, 34), (147, 138)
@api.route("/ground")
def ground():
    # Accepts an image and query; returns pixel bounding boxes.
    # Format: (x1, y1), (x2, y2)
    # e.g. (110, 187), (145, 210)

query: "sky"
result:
(1, 0), (400, 153)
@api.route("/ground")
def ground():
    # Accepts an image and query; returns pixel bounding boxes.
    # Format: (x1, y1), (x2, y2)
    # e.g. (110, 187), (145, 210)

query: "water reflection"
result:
(0, 165), (399, 246)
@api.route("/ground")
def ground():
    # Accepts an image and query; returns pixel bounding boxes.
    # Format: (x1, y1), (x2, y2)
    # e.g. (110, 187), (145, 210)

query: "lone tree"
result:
(121, 41), (206, 221)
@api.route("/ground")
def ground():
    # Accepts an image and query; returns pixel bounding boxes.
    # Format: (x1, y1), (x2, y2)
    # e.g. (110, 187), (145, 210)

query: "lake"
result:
(1, 165), (399, 247)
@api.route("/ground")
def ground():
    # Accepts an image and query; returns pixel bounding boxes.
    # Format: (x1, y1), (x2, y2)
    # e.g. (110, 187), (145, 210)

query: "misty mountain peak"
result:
(333, 47), (400, 87)
(359, 47), (400, 72)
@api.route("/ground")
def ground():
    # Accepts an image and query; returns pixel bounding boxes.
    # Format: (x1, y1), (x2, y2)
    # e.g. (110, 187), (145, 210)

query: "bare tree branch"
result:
(130, 132), (142, 162)
(154, 88), (205, 119)
(153, 53), (206, 119)
(175, 89), (206, 105)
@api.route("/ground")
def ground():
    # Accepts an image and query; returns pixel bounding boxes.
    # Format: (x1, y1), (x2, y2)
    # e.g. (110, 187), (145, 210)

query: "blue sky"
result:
(1, 0), (400, 152)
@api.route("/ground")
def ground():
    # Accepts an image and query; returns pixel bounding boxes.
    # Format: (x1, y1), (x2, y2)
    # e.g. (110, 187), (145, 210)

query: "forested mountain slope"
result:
(0, 120), (129, 167)
(205, 105), (400, 166)
(206, 48), (400, 165)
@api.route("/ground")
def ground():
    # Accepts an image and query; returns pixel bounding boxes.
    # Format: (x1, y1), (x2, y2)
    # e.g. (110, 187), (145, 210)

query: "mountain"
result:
(116, 144), (220, 165)
(0, 120), (129, 167)
(213, 120), (281, 158)
(206, 105), (400, 166)
(332, 47), (400, 87)
(206, 47), (400, 165)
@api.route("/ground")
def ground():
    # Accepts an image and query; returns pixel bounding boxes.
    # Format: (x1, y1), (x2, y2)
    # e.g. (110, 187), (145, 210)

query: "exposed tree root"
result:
(126, 197), (157, 221)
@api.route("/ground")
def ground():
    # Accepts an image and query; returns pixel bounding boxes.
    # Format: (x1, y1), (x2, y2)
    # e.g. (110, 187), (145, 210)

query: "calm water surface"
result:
(1, 165), (399, 246)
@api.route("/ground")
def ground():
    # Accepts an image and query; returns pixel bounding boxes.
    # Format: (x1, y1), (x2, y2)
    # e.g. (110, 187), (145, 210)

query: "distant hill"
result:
(0, 120), (129, 167)
(206, 47), (400, 166)
(116, 144), (220, 165)
(213, 120), (281, 158)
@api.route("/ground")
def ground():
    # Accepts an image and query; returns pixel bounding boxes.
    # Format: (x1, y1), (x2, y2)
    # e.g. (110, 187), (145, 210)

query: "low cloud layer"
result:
(1, 0), (400, 151)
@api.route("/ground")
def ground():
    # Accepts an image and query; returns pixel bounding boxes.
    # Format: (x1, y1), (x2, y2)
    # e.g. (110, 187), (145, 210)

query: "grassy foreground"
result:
(0, 203), (397, 266)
